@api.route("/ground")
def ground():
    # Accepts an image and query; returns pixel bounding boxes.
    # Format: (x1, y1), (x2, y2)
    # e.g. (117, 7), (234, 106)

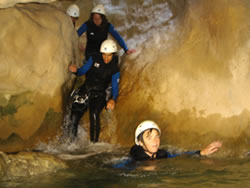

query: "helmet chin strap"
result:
(145, 149), (157, 159)
(140, 143), (157, 158)
(152, 153), (157, 159)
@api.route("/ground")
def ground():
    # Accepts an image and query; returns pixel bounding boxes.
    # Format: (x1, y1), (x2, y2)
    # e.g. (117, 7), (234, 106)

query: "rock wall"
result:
(0, 0), (249, 157)
(0, 3), (80, 151)
(113, 0), (250, 156)
(0, 0), (55, 8)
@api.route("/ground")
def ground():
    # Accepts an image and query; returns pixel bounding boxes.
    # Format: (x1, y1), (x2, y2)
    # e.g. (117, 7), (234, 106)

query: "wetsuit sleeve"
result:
(109, 24), (129, 52)
(166, 152), (182, 158)
(183, 150), (201, 156)
(112, 158), (136, 170)
(76, 57), (93, 76)
(111, 72), (120, 101)
(77, 23), (87, 37)
(166, 150), (201, 158)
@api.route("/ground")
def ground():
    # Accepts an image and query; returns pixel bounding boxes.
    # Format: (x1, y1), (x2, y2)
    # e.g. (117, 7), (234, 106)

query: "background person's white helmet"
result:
(100, 39), (117, 53)
(92, 4), (105, 15)
(67, 4), (80, 18)
(135, 120), (161, 145)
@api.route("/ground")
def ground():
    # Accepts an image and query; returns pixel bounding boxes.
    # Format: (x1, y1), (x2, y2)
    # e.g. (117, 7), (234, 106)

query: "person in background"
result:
(68, 39), (120, 142)
(130, 120), (222, 161)
(77, 4), (135, 59)
(66, 4), (80, 27)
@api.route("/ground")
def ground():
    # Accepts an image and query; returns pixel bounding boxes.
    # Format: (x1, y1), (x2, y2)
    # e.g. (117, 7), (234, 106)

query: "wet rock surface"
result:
(0, 0), (56, 8)
(0, 2), (80, 149)
(0, 151), (68, 179)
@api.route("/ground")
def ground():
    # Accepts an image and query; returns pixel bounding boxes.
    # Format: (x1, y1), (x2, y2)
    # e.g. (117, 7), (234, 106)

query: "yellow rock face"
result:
(112, 0), (250, 156)
(0, 3), (80, 150)
(0, 0), (56, 8)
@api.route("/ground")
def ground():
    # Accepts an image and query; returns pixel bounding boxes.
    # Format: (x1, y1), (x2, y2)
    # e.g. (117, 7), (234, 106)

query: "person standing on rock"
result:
(77, 4), (135, 59)
(68, 39), (120, 142)
(66, 4), (80, 27)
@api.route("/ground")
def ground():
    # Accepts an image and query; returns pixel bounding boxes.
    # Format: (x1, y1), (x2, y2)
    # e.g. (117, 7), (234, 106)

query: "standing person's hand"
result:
(126, 49), (136, 55)
(69, 65), (77, 73)
(200, 141), (222, 156)
(79, 43), (85, 53)
(106, 99), (115, 110)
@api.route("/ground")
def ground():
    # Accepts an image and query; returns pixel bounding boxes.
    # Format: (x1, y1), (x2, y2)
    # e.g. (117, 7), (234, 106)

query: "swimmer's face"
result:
(102, 53), (113, 64)
(93, 13), (102, 26)
(139, 129), (160, 155)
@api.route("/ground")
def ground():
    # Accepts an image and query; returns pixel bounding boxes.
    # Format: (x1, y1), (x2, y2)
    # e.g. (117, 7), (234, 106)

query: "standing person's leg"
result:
(71, 107), (86, 137)
(89, 96), (106, 142)
(70, 85), (89, 139)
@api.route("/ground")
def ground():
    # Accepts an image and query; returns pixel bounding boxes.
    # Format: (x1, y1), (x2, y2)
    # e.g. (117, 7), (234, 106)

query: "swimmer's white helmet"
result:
(135, 120), (161, 145)
(100, 39), (117, 53)
(92, 4), (105, 15)
(67, 4), (80, 18)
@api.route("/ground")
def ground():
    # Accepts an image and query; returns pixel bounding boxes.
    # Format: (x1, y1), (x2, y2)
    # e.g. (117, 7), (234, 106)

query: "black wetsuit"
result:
(85, 20), (109, 59)
(112, 145), (201, 169)
(70, 53), (120, 142)
(77, 21), (128, 59)
(129, 145), (201, 161)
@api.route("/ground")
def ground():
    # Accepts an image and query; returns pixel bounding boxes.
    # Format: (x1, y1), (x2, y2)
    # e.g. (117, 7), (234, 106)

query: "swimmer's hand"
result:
(106, 99), (115, 110)
(69, 65), (77, 73)
(200, 141), (222, 156)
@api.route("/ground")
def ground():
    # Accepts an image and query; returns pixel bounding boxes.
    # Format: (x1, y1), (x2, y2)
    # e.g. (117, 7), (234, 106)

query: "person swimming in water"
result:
(112, 120), (222, 169)
(129, 120), (222, 161)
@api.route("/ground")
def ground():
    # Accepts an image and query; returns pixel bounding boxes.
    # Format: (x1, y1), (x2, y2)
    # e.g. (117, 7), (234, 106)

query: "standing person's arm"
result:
(109, 24), (135, 55)
(69, 57), (93, 76)
(111, 72), (120, 101)
(109, 24), (128, 52)
(77, 23), (88, 37)
(106, 72), (120, 110)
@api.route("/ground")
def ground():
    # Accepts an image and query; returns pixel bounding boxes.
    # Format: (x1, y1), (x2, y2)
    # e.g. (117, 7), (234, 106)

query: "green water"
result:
(1, 146), (249, 188)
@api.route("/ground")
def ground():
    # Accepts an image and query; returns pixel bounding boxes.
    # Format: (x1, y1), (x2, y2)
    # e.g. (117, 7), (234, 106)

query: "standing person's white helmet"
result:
(67, 4), (80, 18)
(100, 40), (117, 53)
(135, 120), (161, 145)
(92, 4), (105, 15)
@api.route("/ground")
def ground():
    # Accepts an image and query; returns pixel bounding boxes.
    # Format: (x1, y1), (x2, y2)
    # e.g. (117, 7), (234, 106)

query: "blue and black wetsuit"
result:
(112, 145), (201, 169)
(70, 53), (120, 142)
(129, 145), (201, 161)
(77, 20), (128, 59)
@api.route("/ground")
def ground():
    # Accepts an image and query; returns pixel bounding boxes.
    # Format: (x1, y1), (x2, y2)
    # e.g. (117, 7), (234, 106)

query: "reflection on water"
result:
(1, 142), (250, 188)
